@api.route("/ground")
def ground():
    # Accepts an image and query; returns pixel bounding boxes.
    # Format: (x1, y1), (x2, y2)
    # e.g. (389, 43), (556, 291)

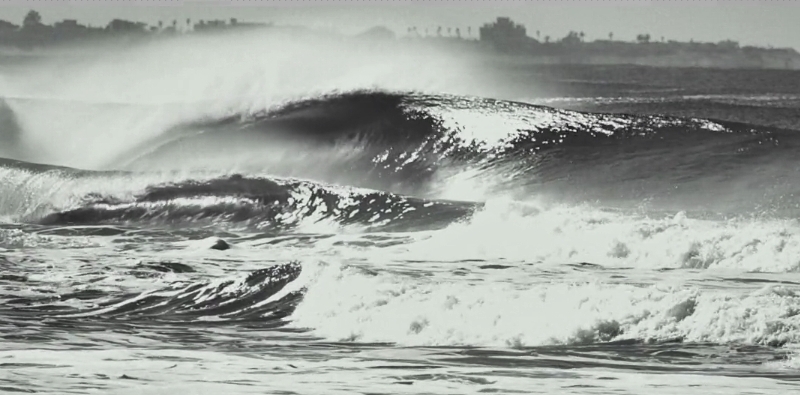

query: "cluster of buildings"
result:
(393, 16), (798, 69)
(478, 17), (527, 47)
(471, 17), (800, 69)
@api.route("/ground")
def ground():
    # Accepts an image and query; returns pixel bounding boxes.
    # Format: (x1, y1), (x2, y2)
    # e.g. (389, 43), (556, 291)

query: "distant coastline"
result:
(1, 11), (798, 71)
(398, 17), (800, 70)
(0, 10), (271, 49)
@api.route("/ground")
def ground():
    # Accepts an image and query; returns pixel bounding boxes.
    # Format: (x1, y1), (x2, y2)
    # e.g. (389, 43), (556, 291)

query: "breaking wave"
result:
(38, 174), (478, 232)
(7, 259), (800, 349)
(3, 90), (800, 226)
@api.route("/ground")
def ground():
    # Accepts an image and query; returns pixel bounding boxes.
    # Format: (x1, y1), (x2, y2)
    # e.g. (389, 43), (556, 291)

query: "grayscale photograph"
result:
(0, 0), (799, 394)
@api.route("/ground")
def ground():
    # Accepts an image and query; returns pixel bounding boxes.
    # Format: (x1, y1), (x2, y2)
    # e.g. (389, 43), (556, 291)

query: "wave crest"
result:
(38, 174), (478, 232)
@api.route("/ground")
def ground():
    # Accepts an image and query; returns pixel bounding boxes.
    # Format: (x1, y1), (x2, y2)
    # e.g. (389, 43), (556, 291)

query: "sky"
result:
(0, 0), (798, 49)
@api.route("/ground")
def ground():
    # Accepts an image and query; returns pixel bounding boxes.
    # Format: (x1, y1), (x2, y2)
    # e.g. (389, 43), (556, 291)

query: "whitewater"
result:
(2, 29), (800, 395)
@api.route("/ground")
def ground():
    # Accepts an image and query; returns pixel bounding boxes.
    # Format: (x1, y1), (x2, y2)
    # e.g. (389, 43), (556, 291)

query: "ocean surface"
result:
(2, 33), (800, 394)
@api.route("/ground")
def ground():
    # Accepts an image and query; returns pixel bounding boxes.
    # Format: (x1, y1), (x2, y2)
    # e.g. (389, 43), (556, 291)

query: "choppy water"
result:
(2, 31), (800, 394)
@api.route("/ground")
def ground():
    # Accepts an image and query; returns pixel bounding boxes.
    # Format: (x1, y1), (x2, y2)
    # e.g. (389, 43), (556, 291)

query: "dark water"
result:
(517, 64), (800, 131)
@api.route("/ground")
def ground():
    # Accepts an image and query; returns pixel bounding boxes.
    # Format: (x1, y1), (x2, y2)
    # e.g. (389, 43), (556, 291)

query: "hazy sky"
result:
(0, 0), (798, 49)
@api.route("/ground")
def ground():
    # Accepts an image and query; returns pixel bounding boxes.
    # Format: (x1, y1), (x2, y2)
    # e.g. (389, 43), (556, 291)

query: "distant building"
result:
(52, 19), (92, 41)
(356, 26), (395, 41)
(194, 19), (227, 32)
(106, 19), (148, 34)
(56, 19), (79, 28)
(192, 18), (270, 34)
(479, 17), (528, 50)
(53, 19), (87, 34)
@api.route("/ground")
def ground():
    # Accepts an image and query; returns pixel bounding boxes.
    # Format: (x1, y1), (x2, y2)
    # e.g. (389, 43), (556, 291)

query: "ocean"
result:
(1, 32), (800, 394)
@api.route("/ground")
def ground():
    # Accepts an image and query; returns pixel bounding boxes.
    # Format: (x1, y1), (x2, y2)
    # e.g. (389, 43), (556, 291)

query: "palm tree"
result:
(536, 30), (540, 39)
(579, 31), (585, 42)
(456, 28), (461, 38)
(437, 26), (442, 36)
(22, 10), (41, 28)
(545, 35), (550, 43)
(609, 32), (613, 41)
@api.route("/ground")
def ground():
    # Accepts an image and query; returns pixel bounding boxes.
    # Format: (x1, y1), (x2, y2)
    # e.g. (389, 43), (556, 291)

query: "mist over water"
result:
(0, 30), (488, 169)
(2, 28), (800, 395)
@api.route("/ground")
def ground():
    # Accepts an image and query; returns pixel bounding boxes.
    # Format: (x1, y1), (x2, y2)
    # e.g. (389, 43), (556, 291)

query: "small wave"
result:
(38, 175), (478, 232)
(63, 262), (303, 323)
(0, 159), (476, 230)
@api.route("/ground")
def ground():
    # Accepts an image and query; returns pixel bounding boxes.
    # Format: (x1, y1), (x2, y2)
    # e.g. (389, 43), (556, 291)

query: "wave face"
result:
(118, 90), (800, 217)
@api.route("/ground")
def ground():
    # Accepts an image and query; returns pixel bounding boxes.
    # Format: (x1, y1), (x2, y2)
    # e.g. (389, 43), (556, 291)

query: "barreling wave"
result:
(117, 90), (800, 216)
(122, 90), (748, 187)
(5, 90), (800, 225)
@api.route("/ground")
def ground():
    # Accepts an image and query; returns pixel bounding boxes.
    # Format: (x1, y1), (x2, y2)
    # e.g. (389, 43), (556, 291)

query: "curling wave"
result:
(120, 91), (800, 216)
(4, 90), (800, 227)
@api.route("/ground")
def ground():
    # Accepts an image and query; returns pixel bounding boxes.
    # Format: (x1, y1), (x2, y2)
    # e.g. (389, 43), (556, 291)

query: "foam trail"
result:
(289, 261), (800, 348)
